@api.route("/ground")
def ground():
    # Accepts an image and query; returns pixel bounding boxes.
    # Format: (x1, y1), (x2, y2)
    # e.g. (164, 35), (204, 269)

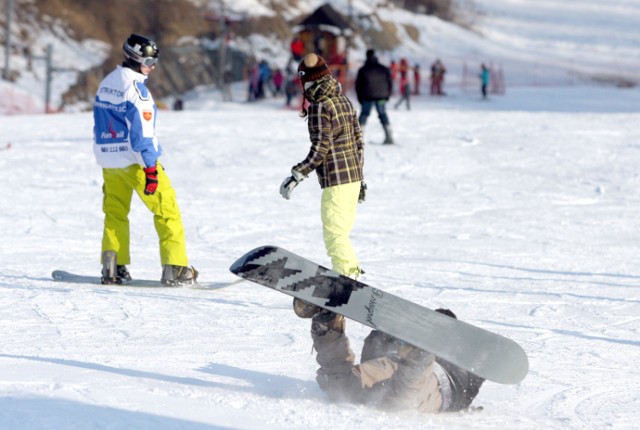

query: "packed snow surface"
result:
(0, 84), (639, 429)
(1, 0), (639, 428)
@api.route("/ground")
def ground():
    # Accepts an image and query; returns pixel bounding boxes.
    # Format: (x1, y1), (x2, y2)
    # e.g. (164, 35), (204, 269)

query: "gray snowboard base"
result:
(230, 245), (529, 385)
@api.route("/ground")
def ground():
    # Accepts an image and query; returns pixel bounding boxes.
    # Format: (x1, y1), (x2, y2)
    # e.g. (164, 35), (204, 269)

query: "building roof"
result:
(294, 3), (352, 33)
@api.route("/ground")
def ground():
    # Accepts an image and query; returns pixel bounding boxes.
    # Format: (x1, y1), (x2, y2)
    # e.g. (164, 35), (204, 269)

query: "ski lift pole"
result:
(33, 44), (74, 113)
(27, 44), (55, 113)
(3, 0), (15, 80)
(45, 44), (53, 113)
(218, 0), (227, 89)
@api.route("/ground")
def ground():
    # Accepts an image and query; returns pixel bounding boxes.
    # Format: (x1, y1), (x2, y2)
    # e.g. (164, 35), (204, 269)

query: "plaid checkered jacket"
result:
(294, 76), (364, 188)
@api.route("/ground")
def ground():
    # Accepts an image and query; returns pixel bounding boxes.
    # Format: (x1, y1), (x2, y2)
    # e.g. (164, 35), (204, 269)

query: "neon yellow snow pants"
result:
(101, 163), (189, 267)
(321, 181), (361, 278)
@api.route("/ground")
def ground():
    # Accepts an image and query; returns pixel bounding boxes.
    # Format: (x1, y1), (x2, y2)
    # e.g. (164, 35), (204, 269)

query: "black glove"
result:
(358, 181), (367, 203)
(279, 168), (305, 200)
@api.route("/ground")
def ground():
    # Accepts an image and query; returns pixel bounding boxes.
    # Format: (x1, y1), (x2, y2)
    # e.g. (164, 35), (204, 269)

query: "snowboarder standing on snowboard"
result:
(298, 305), (485, 413)
(279, 53), (365, 282)
(93, 34), (197, 286)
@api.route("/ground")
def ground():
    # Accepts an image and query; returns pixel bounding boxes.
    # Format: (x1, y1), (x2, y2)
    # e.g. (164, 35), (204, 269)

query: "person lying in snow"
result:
(294, 302), (485, 412)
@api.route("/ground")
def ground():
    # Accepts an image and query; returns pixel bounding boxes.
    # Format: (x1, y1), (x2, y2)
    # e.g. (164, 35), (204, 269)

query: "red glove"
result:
(143, 166), (158, 195)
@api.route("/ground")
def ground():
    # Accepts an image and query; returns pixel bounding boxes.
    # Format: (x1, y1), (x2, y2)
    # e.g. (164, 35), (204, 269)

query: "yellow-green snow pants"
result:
(321, 181), (361, 278)
(101, 163), (189, 267)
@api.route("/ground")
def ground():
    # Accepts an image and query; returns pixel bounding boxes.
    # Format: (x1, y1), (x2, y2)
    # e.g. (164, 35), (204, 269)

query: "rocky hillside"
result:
(18, 0), (460, 105)
(30, 0), (282, 104)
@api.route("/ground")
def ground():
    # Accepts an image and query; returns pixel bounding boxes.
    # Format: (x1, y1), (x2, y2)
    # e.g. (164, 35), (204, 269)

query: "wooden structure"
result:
(291, 3), (352, 84)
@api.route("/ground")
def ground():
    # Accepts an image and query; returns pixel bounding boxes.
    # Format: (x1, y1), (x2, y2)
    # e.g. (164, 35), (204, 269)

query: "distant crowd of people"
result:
(239, 55), (455, 108)
(243, 58), (303, 107)
(234, 47), (492, 113)
(391, 58), (446, 97)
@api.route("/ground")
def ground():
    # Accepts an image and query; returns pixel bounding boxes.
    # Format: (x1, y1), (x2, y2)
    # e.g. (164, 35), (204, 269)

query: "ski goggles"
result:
(140, 56), (159, 68)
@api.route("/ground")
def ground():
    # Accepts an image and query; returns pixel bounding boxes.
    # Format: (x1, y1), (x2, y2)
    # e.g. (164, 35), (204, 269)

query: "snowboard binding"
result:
(101, 251), (132, 285)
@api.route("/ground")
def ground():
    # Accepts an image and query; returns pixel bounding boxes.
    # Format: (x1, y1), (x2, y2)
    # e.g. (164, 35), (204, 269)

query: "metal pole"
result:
(3, 0), (15, 80)
(346, 0), (353, 64)
(45, 44), (52, 113)
(218, 0), (226, 89)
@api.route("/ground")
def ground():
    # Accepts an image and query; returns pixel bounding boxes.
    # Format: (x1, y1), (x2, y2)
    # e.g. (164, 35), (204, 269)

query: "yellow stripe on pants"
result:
(321, 181), (361, 277)
(101, 164), (189, 267)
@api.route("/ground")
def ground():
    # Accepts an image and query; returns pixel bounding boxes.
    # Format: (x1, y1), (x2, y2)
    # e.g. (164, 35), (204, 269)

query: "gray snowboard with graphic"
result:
(230, 245), (529, 384)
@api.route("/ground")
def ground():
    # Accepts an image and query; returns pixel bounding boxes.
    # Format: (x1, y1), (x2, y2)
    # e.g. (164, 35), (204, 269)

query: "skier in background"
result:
(247, 64), (260, 101)
(413, 63), (421, 95)
(395, 59), (411, 110)
(430, 59), (446, 96)
(398, 57), (410, 82)
(480, 63), (490, 99)
(284, 71), (300, 108)
(355, 49), (394, 144)
(279, 53), (365, 291)
(223, 65), (233, 101)
(257, 60), (272, 99)
(296, 306), (486, 413)
(290, 36), (305, 62)
(93, 33), (198, 286)
(273, 68), (284, 95)
(394, 73), (411, 110)
(389, 60), (398, 94)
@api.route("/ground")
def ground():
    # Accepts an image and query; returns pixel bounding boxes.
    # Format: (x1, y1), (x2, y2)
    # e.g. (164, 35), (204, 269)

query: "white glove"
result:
(279, 169), (306, 199)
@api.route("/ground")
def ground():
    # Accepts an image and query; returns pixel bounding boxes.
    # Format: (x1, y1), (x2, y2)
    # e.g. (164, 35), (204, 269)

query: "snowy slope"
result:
(1, 85), (639, 429)
(467, 0), (640, 85)
(1, 1), (639, 429)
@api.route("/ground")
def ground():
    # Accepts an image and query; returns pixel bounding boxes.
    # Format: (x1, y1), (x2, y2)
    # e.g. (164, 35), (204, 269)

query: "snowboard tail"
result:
(230, 245), (529, 384)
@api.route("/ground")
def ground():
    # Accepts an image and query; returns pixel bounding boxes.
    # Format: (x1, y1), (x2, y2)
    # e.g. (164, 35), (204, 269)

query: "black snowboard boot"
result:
(161, 265), (198, 286)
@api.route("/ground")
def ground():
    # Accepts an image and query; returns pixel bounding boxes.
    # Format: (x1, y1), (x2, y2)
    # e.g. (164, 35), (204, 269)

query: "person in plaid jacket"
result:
(280, 53), (366, 280)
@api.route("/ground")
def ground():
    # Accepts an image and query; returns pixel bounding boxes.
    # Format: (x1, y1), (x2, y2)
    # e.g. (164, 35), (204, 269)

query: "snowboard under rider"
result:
(279, 53), (366, 281)
(297, 304), (486, 413)
(92, 33), (197, 285)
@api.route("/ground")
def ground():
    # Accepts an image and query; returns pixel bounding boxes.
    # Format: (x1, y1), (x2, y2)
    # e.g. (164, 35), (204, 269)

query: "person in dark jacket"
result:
(298, 306), (485, 413)
(355, 49), (394, 144)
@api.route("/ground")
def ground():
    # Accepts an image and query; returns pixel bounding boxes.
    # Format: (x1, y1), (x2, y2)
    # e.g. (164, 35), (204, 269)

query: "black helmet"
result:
(123, 34), (159, 67)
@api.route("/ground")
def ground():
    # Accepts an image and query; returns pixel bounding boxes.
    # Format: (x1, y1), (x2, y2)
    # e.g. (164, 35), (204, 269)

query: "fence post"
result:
(3, 0), (15, 80)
